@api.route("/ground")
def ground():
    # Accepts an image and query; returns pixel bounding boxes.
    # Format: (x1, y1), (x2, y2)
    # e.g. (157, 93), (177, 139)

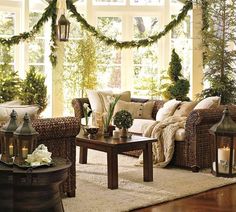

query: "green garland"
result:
(50, 1), (58, 66)
(0, 0), (56, 46)
(0, 0), (193, 66)
(68, 0), (193, 48)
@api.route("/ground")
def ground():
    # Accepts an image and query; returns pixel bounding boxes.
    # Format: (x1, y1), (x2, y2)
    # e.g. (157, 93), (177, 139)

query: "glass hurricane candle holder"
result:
(13, 113), (39, 166)
(209, 107), (236, 178)
(0, 110), (18, 164)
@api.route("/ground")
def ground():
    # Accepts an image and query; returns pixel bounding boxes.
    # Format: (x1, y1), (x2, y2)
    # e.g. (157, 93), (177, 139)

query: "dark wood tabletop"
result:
(76, 133), (157, 189)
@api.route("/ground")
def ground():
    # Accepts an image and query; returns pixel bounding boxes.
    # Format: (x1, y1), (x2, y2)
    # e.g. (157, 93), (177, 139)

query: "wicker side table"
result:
(0, 158), (71, 212)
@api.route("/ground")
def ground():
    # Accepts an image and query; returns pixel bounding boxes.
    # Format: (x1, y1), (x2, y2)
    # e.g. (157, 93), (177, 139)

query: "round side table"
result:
(0, 158), (71, 212)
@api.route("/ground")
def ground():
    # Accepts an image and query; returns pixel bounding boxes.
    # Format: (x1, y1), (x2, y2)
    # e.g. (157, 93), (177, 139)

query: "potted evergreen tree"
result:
(201, 0), (236, 104)
(163, 49), (190, 101)
(19, 67), (47, 114)
(113, 110), (133, 138)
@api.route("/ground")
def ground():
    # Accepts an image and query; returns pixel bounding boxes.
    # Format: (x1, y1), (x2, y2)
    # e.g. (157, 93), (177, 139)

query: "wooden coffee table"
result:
(76, 133), (156, 189)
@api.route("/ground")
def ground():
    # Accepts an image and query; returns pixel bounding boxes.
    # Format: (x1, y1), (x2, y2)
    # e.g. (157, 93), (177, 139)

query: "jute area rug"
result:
(63, 148), (236, 212)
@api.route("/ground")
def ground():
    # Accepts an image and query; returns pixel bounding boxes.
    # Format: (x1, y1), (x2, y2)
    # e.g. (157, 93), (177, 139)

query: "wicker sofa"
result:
(1, 117), (80, 197)
(72, 97), (236, 171)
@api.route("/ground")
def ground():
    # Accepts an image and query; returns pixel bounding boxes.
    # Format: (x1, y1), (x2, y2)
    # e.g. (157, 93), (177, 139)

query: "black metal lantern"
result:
(57, 14), (70, 41)
(13, 113), (39, 166)
(0, 110), (18, 164)
(209, 107), (236, 177)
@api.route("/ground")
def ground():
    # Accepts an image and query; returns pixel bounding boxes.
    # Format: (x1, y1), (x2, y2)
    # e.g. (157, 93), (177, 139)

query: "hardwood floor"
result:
(131, 183), (236, 212)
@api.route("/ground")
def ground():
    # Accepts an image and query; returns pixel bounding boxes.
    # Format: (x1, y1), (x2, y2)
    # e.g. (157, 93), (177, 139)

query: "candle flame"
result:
(223, 146), (230, 150)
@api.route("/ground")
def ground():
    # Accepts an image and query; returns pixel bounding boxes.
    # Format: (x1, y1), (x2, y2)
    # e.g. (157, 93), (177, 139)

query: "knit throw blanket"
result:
(138, 116), (187, 168)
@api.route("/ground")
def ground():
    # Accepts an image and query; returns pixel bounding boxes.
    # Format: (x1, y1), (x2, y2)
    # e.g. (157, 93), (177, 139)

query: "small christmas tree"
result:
(20, 67), (47, 114)
(163, 49), (190, 101)
(201, 0), (236, 104)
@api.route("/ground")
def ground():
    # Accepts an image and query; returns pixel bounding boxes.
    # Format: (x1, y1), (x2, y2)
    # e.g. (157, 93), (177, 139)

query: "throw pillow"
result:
(0, 105), (39, 124)
(86, 90), (131, 113)
(99, 91), (131, 112)
(156, 99), (181, 122)
(114, 100), (154, 119)
(173, 101), (198, 117)
(86, 90), (107, 113)
(194, 96), (221, 110)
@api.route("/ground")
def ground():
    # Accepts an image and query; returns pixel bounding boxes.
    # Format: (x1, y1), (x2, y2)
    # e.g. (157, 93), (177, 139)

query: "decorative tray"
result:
(14, 161), (54, 169)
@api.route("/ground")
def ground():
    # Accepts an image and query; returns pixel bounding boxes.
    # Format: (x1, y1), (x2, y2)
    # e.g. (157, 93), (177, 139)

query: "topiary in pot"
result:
(164, 49), (190, 101)
(19, 67), (47, 114)
(113, 110), (133, 138)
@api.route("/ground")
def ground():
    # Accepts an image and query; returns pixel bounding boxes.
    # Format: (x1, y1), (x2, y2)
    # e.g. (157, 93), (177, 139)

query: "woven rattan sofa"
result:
(1, 117), (80, 197)
(72, 97), (236, 171)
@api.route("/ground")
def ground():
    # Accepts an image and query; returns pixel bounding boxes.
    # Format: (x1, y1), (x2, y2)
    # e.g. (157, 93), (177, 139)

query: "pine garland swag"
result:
(0, 0), (193, 66)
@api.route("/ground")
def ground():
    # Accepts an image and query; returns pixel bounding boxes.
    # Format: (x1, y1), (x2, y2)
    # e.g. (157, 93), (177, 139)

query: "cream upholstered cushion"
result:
(0, 104), (39, 123)
(86, 90), (131, 113)
(175, 128), (185, 141)
(86, 90), (107, 113)
(99, 91), (131, 112)
(156, 99), (181, 122)
(129, 119), (186, 141)
(114, 100), (154, 119)
(194, 96), (221, 110)
(173, 101), (197, 117)
(129, 119), (156, 134)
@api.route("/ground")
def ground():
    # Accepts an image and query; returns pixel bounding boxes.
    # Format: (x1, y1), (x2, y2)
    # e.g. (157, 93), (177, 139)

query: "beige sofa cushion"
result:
(129, 119), (186, 141)
(87, 90), (131, 113)
(156, 99), (181, 122)
(99, 91), (131, 112)
(173, 101), (197, 117)
(0, 104), (39, 124)
(194, 96), (221, 110)
(175, 128), (185, 141)
(114, 100), (154, 119)
(129, 119), (156, 134)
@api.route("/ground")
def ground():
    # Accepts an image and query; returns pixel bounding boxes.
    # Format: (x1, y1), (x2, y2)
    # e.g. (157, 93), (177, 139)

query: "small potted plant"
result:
(103, 95), (120, 137)
(82, 103), (91, 135)
(113, 110), (133, 138)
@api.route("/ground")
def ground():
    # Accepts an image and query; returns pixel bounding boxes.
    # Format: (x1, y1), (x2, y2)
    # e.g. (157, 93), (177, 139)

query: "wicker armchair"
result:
(72, 97), (236, 171)
(31, 117), (80, 197)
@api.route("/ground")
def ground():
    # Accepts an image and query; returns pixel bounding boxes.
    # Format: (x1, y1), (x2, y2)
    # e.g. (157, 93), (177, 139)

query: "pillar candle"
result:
(9, 144), (13, 156)
(22, 147), (28, 159)
(218, 147), (235, 164)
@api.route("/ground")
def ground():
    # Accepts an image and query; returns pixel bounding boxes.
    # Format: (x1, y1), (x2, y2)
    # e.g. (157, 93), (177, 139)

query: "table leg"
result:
(79, 146), (88, 164)
(143, 143), (153, 182)
(107, 150), (118, 189)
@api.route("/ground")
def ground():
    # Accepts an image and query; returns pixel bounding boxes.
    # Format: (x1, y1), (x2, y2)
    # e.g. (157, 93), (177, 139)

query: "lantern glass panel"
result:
(213, 135), (236, 174)
(61, 25), (66, 39)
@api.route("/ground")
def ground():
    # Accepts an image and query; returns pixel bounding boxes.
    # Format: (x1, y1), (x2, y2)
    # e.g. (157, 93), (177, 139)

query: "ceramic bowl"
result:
(85, 126), (99, 136)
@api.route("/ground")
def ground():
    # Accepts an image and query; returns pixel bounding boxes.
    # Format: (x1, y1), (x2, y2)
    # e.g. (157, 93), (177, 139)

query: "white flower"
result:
(83, 103), (91, 113)
(25, 144), (52, 166)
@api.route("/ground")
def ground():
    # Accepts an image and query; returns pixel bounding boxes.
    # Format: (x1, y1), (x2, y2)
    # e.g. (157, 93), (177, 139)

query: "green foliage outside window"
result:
(0, 46), (21, 103)
(64, 31), (98, 98)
